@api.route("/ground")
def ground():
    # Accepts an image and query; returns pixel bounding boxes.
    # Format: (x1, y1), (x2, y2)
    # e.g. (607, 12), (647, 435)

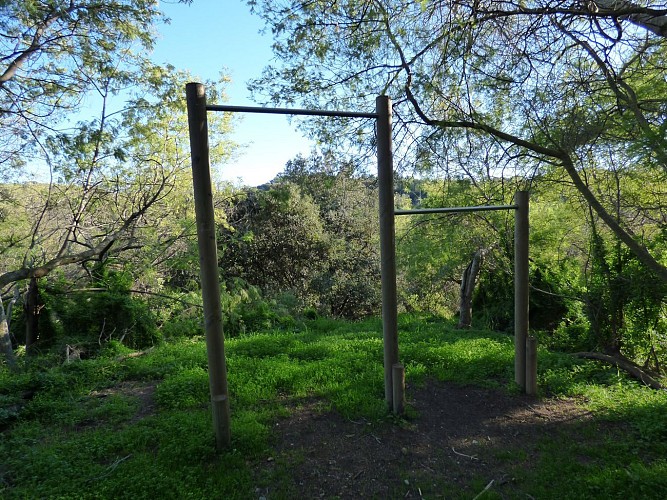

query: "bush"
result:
(540, 317), (593, 353)
(26, 269), (162, 352)
(220, 279), (296, 336)
(473, 268), (514, 331)
(58, 289), (159, 349)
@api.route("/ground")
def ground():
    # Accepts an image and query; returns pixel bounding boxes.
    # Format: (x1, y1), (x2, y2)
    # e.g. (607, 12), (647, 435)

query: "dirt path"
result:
(259, 381), (596, 498)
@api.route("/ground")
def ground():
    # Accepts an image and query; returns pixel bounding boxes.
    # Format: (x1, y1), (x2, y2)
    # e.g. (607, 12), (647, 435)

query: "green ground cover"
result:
(1, 315), (665, 498)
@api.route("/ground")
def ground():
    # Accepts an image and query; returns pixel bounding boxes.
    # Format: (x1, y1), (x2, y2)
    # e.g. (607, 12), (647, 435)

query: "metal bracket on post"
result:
(526, 336), (538, 395)
(392, 364), (405, 414)
(186, 82), (232, 450)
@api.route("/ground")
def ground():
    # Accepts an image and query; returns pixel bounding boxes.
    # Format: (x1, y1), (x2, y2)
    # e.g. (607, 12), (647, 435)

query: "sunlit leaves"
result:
(0, 1), (191, 169)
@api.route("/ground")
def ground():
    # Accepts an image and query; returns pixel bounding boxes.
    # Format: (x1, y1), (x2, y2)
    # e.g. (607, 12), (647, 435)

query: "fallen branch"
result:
(451, 447), (478, 460)
(572, 352), (665, 390)
(87, 454), (132, 482)
(115, 347), (155, 362)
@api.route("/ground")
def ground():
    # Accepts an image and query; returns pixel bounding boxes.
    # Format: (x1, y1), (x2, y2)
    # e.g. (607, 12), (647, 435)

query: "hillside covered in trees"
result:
(0, 0), (664, 390)
(3, 155), (665, 382)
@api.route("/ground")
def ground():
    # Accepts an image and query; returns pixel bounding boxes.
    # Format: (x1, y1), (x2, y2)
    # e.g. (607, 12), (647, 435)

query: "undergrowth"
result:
(1, 314), (665, 498)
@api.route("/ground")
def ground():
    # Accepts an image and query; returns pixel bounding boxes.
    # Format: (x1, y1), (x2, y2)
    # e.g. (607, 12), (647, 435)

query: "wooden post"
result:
(377, 95), (399, 410)
(526, 336), (538, 395)
(514, 191), (529, 390)
(392, 364), (405, 414)
(186, 82), (231, 450)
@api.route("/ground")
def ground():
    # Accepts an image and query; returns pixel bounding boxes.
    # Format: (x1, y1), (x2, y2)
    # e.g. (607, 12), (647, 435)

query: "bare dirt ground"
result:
(257, 381), (600, 499)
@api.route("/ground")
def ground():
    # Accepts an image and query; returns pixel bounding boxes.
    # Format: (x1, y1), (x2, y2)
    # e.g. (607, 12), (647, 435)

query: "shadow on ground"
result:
(255, 381), (663, 499)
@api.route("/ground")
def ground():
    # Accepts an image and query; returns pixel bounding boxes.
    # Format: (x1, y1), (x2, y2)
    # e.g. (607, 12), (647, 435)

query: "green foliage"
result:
(220, 279), (296, 336)
(473, 267), (514, 331)
(248, 0), (667, 370)
(396, 178), (502, 317)
(154, 367), (209, 410)
(220, 183), (328, 302)
(158, 313), (202, 340)
(50, 269), (159, 349)
(0, 2), (237, 360)
(278, 155), (381, 318)
(546, 315), (593, 353)
(474, 264), (572, 334)
(1, 1), (162, 170)
(396, 174), (667, 375)
(0, 393), (22, 429)
(220, 159), (381, 319)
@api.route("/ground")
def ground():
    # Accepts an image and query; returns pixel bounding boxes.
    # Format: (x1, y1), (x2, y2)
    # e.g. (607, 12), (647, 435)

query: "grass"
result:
(1, 314), (666, 498)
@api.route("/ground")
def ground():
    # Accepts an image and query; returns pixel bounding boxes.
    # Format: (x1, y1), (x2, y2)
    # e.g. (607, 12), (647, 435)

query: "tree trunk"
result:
(24, 277), (41, 354)
(458, 248), (487, 329)
(560, 157), (667, 284)
(0, 297), (18, 372)
(5, 285), (18, 332)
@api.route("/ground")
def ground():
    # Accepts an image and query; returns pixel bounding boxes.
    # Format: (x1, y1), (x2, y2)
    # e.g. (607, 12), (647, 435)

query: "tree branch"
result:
(573, 351), (665, 389)
(0, 176), (165, 290)
(0, 5), (73, 84)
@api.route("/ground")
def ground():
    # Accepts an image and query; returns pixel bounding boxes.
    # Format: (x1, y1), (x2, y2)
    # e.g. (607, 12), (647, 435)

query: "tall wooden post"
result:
(377, 95), (400, 410)
(186, 82), (231, 450)
(514, 191), (529, 390)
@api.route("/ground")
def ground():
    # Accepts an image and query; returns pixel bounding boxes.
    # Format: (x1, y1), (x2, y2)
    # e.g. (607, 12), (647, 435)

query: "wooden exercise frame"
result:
(186, 83), (533, 451)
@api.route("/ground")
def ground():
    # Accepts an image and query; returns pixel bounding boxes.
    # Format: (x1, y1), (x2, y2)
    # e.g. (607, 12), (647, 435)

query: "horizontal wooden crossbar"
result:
(206, 104), (377, 119)
(394, 205), (517, 215)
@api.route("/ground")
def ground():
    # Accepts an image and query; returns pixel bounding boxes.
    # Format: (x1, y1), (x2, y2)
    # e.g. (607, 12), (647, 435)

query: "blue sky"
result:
(153, 0), (313, 185)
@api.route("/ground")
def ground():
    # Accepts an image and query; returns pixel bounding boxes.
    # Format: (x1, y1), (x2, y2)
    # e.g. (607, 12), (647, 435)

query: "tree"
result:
(218, 153), (383, 320)
(0, 1), (236, 353)
(395, 176), (518, 324)
(247, 0), (667, 285)
(1, 62), (234, 352)
(0, 0), (192, 174)
(0, 288), (18, 370)
(279, 154), (382, 318)
(0, 1), (241, 355)
(219, 182), (329, 302)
